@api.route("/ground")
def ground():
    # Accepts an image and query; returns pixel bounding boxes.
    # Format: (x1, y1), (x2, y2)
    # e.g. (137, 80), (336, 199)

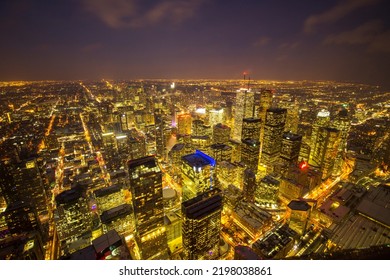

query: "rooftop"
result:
(100, 204), (132, 224)
(94, 184), (123, 198)
(182, 189), (222, 220)
(260, 175), (280, 186)
(128, 156), (158, 170)
(182, 150), (215, 168)
(356, 185), (390, 227)
(92, 229), (122, 254)
(214, 123), (230, 129)
(283, 132), (302, 141)
(329, 214), (390, 250)
(55, 187), (84, 205)
(288, 200), (311, 211)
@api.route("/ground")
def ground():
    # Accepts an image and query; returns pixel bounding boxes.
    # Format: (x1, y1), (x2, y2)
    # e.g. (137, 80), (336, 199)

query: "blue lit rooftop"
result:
(182, 150), (216, 167)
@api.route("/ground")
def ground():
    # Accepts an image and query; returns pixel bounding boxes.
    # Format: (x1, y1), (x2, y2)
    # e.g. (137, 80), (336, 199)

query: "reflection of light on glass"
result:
(195, 108), (206, 114)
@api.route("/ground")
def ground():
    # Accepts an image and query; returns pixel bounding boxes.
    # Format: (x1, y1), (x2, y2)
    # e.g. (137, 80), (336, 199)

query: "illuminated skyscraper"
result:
(177, 113), (192, 135)
(100, 204), (134, 237)
(241, 139), (260, 171)
(279, 164), (322, 201)
(101, 132), (119, 171)
(181, 150), (216, 201)
(3, 201), (40, 234)
(280, 132), (302, 174)
(192, 119), (211, 137)
(260, 108), (287, 173)
(213, 123), (231, 144)
(54, 187), (92, 255)
(255, 175), (280, 206)
(309, 127), (340, 179)
(257, 89), (273, 144)
(93, 184), (125, 213)
(229, 139), (241, 162)
(279, 98), (299, 133)
(233, 89), (254, 141)
(182, 188), (223, 260)
(127, 133), (146, 161)
(332, 109), (351, 175)
(209, 143), (232, 162)
(118, 112), (130, 131)
(243, 168), (256, 203)
(286, 200), (311, 236)
(209, 108), (224, 128)
(242, 118), (261, 140)
(244, 90), (255, 119)
(0, 158), (47, 219)
(128, 156), (168, 259)
(310, 110), (330, 153)
(154, 113), (166, 159)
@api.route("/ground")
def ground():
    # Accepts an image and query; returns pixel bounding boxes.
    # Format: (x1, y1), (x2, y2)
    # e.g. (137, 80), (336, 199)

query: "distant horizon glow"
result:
(0, 1), (388, 88)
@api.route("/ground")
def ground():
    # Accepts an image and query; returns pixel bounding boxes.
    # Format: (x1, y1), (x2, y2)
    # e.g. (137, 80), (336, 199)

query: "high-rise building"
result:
(115, 134), (128, 156)
(233, 89), (254, 141)
(209, 108), (224, 128)
(128, 156), (168, 260)
(243, 90), (255, 119)
(280, 132), (302, 174)
(257, 89), (273, 144)
(128, 134), (146, 161)
(4, 201), (40, 234)
(101, 132), (119, 171)
(154, 113), (166, 159)
(278, 98), (299, 133)
(242, 118), (261, 140)
(209, 143), (232, 162)
(255, 175), (280, 206)
(260, 108), (287, 173)
(177, 113), (192, 135)
(100, 204), (134, 237)
(216, 161), (245, 190)
(181, 150), (216, 201)
(182, 188), (223, 260)
(310, 110), (330, 153)
(164, 211), (182, 253)
(93, 184), (125, 213)
(229, 139), (241, 163)
(243, 168), (256, 203)
(168, 143), (194, 174)
(241, 139), (260, 171)
(286, 200), (311, 236)
(332, 109), (351, 175)
(192, 119), (211, 138)
(54, 187), (92, 255)
(279, 163), (322, 201)
(0, 158), (48, 219)
(309, 127), (340, 179)
(299, 141), (311, 162)
(213, 123), (231, 144)
(190, 136), (210, 156)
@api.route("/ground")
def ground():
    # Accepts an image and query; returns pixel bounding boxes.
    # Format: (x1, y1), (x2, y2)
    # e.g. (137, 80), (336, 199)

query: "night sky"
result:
(1, 0), (389, 88)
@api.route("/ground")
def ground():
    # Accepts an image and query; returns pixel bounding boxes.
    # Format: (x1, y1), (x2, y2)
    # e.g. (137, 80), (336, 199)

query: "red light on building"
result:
(299, 161), (308, 169)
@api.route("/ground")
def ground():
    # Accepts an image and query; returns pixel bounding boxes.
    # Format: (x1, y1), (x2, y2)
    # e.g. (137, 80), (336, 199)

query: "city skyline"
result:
(0, 0), (390, 88)
(0, 78), (388, 260)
